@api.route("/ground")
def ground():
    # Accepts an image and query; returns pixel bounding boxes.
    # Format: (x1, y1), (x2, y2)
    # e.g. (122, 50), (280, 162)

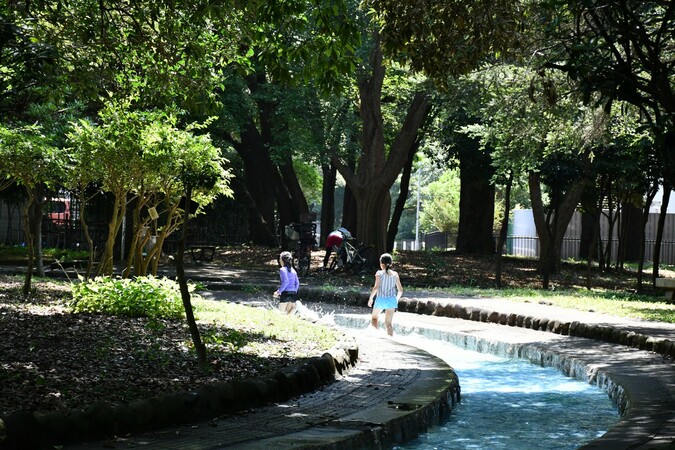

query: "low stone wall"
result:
(0, 342), (358, 450)
(302, 286), (675, 360)
(394, 297), (675, 359)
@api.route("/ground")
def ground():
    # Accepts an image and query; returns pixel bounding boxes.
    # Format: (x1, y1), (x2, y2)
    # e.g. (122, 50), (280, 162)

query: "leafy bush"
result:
(69, 276), (190, 319)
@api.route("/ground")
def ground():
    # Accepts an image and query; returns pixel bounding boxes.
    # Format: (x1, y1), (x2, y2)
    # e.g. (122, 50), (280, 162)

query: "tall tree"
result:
(366, 0), (526, 255)
(463, 65), (600, 288)
(0, 124), (65, 295)
(331, 34), (431, 255)
(539, 0), (675, 186)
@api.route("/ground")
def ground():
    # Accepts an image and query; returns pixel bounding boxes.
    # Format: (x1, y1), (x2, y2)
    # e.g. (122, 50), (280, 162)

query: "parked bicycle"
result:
(327, 238), (374, 274)
(285, 222), (316, 277)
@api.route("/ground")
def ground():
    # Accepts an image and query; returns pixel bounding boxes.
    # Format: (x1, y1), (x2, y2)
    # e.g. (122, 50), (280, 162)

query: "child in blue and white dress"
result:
(367, 253), (403, 336)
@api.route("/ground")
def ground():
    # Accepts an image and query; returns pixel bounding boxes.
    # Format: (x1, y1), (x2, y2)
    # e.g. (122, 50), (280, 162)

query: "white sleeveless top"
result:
(376, 269), (399, 298)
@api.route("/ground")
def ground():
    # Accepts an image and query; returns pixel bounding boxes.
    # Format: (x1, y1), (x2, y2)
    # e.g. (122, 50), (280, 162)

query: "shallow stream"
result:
(330, 313), (620, 450)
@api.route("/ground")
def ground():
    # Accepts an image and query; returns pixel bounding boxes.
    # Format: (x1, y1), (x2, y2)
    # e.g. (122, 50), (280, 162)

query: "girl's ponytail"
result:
(380, 253), (393, 274)
(280, 251), (293, 271)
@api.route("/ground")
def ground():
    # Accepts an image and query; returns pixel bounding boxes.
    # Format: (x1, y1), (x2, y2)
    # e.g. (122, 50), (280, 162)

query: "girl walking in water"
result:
(368, 253), (403, 336)
(274, 251), (299, 315)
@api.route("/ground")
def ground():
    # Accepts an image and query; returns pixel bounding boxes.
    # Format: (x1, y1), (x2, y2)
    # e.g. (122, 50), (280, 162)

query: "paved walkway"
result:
(3, 263), (675, 449)
(68, 330), (455, 450)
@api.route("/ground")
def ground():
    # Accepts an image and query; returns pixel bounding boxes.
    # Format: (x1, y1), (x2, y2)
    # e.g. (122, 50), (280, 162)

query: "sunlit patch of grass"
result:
(412, 285), (675, 323)
(193, 298), (339, 356)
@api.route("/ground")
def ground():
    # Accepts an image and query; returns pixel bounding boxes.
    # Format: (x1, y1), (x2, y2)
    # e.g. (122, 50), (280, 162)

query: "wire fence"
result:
(394, 233), (675, 266)
(502, 235), (675, 265)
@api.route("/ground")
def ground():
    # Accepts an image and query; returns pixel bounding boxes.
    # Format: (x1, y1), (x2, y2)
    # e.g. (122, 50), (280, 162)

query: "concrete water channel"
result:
(327, 297), (675, 450)
(335, 314), (619, 449)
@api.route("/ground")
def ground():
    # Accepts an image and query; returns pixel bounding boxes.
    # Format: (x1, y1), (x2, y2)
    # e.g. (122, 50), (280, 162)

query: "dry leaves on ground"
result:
(0, 277), (304, 417)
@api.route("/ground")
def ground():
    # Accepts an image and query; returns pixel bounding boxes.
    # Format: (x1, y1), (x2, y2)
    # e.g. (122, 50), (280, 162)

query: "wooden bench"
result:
(188, 245), (216, 264)
(655, 277), (675, 301)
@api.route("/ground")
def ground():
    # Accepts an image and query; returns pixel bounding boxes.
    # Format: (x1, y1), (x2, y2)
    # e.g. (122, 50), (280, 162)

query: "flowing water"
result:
(324, 311), (620, 450)
(392, 334), (619, 450)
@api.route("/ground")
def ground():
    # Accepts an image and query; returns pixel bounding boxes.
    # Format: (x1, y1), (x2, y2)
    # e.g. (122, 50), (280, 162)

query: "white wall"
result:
(650, 186), (675, 214)
(512, 209), (536, 236)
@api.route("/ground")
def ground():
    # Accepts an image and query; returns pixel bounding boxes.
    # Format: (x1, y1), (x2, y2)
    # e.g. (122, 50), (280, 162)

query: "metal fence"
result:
(504, 235), (675, 265)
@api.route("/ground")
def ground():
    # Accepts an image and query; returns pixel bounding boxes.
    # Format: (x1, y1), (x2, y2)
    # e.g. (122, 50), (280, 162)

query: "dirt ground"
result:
(215, 244), (663, 294)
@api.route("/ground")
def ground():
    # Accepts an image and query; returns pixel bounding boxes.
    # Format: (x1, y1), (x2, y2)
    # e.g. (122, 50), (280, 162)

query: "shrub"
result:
(69, 276), (190, 319)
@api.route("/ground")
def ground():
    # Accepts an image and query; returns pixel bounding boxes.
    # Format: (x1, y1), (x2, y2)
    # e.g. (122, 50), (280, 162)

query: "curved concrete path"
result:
(67, 330), (458, 449)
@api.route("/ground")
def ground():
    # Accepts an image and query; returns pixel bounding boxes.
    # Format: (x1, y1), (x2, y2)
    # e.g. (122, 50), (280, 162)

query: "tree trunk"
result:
(387, 138), (419, 252)
(653, 183), (671, 283)
(456, 144), (495, 254)
(354, 186), (391, 256)
(320, 164), (336, 245)
(529, 171), (587, 288)
(30, 185), (45, 277)
(238, 126), (280, 247)
(579, 211), (595, 260)
(637, 183), (658, 292)
(77, 190), (96, 280)
(97, 192), (128, 276)
(21, 197), (35, 296)
(620, 202), (641, 263)
(341, 161), (357, 234)
(495, 172), (513, 288)
(176, 185), (207, 369)
(331, 33), (430, 257)
(660, 131), (675, 189)
(279, 156), (309, 220)
(603, 192), (617, 269)
(585, 210), (600, 290)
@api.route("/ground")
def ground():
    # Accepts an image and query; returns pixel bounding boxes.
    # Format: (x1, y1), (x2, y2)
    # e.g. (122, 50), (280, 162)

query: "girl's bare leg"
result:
(371, 311), (379, 330)
(384, 309), (395, 336)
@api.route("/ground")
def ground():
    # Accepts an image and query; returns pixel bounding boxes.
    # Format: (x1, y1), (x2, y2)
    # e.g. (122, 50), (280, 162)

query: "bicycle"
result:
(287, 222), (316, 277)
(328, 238), (374, 274)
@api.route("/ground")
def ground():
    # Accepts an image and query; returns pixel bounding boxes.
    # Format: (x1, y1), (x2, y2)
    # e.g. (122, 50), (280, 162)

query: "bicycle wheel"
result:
(296, 245), (311, 277)
(327, 245), (344, 272)
(297, 255), (310, 277)
(351, 245), (374, 274)
(349, 254), (367, 274)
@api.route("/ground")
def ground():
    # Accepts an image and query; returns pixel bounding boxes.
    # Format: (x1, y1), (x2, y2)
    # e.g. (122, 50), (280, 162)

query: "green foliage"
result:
(367, 0), (525, 85)
(0, 123), (65, 190)
(69, 276), (190, 319)
(537, 0), (675, 132)
(0, 245), (29, 259)
(419, 169), (460, 233)
(0, 13), (57, 118)
(293, 160), (322, 206)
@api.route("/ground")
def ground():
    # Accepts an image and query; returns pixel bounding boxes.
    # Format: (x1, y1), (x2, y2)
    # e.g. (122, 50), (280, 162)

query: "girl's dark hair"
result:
(280, 251), (293, 271)
(380, 253), (393, 274)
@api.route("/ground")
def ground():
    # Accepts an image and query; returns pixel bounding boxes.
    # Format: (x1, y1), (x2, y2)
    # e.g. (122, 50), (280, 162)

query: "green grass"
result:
(0, 244), (88, 261)
(413, 285), (675, 323)
(0, 274), (340, 360)
(193, 298), (339, 354)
